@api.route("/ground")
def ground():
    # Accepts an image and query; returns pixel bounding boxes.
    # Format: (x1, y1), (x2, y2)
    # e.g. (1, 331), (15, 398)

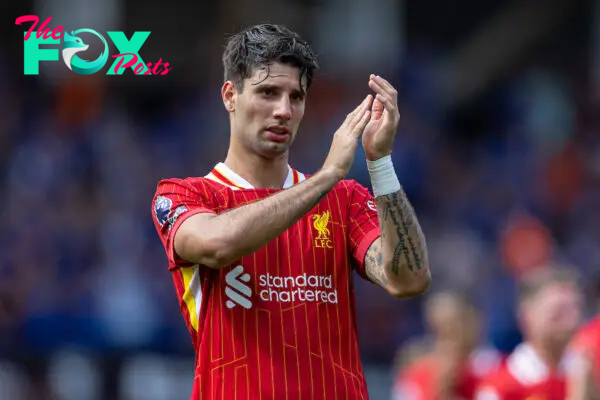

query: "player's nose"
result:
(273, 97), (292, 121)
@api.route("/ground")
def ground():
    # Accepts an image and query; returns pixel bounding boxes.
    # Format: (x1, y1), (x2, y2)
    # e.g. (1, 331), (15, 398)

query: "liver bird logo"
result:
(312, 211), (331, 239)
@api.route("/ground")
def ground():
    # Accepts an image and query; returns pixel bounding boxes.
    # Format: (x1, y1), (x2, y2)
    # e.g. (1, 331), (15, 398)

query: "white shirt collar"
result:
(205, 162), (305, 190)
(507, 342), (567, 386)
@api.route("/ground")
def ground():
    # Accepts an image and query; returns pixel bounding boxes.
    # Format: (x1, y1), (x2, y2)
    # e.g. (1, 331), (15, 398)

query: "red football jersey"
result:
(392, 347), (502, 400)
(567, 314), (600, 388)
(475, 343), (567, 400)
(152, 163), (381, 399)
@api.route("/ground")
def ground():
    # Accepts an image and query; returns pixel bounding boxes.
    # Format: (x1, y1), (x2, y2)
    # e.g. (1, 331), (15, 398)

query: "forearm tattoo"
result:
(365, 239), (388, 287)
(376, 190), (427, 275)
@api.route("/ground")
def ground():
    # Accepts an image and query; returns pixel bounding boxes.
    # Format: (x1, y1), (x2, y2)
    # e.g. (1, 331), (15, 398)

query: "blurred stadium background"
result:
(1, 0), (600, 398)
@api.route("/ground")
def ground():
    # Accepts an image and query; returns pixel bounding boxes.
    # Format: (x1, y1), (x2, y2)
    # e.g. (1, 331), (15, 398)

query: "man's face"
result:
(227, 62), (306, 158)
(524, 282), (582, 346)
(428, 297), (481, 357)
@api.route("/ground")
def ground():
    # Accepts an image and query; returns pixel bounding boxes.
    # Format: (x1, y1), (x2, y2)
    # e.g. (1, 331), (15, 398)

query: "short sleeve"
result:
(347, 181), (381, 280)
(152, 178), (217, 269)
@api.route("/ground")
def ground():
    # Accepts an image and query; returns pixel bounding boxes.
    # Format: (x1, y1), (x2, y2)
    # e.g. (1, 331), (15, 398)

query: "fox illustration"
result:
(62, 31), (88, 70)
(61, 30), (108, 75)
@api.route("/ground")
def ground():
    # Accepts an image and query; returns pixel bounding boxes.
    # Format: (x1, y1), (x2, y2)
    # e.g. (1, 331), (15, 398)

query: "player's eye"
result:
(262, 88), (275, 97)
(291, 93), (304, 101)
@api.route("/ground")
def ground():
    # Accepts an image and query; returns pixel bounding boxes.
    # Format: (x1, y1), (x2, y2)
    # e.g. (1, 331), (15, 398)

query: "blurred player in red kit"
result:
(151, 24), (431, 399)
(392, 292), (501, 400)
(566, 275), (600, 399)
(475, 267), (582, 400)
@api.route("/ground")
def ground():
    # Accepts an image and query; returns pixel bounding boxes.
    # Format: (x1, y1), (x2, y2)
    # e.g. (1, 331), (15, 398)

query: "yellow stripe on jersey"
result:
(181, 266), (199, 331)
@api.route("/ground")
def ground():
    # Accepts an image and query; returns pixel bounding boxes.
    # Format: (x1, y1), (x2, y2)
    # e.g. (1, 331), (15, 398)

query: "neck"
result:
(528, 339), (566, 370)
(433, 339), (471, 361)
(224, 141), (289, 189)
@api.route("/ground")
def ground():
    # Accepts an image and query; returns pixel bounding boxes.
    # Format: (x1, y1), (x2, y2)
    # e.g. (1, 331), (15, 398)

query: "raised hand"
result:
(362, 75), (401, 161)
(322, 95), (373, 178)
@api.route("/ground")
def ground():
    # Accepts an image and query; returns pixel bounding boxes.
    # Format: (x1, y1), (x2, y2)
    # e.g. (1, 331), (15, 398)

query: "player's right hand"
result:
(322, 95), (373, 179)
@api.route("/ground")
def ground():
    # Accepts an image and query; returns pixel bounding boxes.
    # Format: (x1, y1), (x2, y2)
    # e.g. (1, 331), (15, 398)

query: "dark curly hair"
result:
(222, 24), (319, 94)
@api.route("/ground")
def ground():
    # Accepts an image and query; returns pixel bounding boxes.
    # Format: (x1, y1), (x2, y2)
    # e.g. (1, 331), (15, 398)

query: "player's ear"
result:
(221, 81), (236, 113)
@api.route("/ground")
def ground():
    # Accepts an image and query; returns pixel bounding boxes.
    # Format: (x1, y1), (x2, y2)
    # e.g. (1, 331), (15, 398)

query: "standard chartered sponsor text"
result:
(258, 273), (338, 304)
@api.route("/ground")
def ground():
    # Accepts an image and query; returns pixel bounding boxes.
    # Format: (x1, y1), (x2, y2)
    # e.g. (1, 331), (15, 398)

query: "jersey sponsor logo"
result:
(223, 266), (339, 308)
(312, 211), (333, 249)
(225, 265), (252, 309)
(258, 273), (338, 304)
(367, 199), (377, 212)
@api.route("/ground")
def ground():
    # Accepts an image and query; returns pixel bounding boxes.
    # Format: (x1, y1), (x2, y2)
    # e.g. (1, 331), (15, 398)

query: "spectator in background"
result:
(392, 291), (501, 400)
(566, 274), (600, 399)
(476, 267), (582, 400)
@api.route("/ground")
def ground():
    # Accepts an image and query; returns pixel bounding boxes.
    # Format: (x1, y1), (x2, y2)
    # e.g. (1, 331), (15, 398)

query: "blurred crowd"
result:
(1, 1), (600, 398)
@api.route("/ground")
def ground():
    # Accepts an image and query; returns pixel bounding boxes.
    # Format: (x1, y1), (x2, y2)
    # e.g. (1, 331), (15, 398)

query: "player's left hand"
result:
(362, 74), (401, 161)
